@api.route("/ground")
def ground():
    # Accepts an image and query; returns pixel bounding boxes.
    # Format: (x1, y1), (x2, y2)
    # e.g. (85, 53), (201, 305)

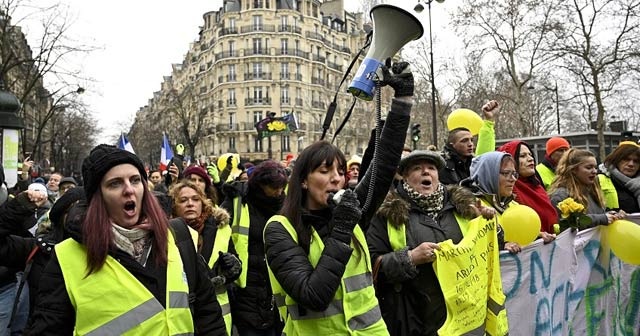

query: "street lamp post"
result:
(267, 112), (276, 159)
(415, 0), (444, 148)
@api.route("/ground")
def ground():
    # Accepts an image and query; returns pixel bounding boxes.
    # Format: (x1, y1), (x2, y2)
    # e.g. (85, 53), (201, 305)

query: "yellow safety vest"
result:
(55, 235), (194, 335)
(265, 215), (389, 336)
(231, 196), (251, 288)
(598, 174), (619, 210)
(206, 224), (233, 336)
(536, 163), (556, 191)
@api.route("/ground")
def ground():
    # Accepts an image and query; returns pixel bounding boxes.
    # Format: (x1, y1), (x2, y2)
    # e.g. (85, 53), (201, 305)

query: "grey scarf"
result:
(111, 223), (152, 266)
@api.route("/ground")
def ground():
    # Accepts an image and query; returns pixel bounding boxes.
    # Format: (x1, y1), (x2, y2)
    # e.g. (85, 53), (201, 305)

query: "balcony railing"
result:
(327, 62), (342, 71)
(245, 97), (272, 106)
(278, 25), (302, 34)
(281, 97), (290, 104)
(244, 72), (272, 80)
(311, 77), (325, 86)
(216, 123), (239, 131)
(244, 48), (271, 56)
(216, 51), (237, 61)
(312, 101), (325, 109)
(312, 54), (326, 63)
(227, 99), (237, 107)
(295, 98), (303, 106)
(219, 27), (238, 37)
(240, 24), (276, 33)
(278, 48), (309, 58)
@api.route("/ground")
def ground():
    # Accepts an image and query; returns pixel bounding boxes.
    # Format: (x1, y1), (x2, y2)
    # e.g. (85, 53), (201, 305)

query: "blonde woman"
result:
(548, 148), (625, 228)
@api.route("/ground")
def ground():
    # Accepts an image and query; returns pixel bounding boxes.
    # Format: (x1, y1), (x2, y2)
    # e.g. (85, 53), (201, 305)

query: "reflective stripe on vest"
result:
(386, 220), (406, 252)
(55, 235), (194, 335)
(207, 224), (233, 336)
(231, 196), (250, 288)
(265, 215), (388, 335)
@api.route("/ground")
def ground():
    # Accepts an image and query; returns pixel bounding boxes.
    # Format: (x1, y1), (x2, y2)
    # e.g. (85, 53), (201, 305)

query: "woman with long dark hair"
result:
(27, 144), (226, 335)
(263, 61), (414, 335)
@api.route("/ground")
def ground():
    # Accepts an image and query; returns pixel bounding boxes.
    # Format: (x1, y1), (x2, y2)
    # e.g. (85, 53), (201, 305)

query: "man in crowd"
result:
(536, 137), (571, 190)
(439, 100), (499, 185)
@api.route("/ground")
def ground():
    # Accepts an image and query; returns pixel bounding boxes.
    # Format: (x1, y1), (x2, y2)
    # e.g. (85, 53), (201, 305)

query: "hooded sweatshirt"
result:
(497, 141), (558, 233)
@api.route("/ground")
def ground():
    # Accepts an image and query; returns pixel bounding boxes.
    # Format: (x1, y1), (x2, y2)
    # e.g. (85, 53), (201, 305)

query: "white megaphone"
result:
(348, 4), (424, 101)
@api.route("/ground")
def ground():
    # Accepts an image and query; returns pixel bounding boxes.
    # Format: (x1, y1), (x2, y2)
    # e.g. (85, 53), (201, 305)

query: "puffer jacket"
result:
(25, 201), (226, 335)
(366, 185), (478, 336)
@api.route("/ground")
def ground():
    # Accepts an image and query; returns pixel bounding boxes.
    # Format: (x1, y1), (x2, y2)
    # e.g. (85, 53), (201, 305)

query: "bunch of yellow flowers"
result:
(557, 198), (585, 218)
(556, 197), (591, 232)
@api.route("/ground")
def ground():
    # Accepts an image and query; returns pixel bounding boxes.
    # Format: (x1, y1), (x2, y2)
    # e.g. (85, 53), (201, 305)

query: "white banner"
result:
(500, 227), (640, 335)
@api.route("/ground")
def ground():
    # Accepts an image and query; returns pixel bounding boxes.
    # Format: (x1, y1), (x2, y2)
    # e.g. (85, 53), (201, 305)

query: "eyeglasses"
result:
(499, 170), (519, 179)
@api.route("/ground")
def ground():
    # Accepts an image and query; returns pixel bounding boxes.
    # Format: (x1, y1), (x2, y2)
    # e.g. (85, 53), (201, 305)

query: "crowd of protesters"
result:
(0, 59), (638, 335)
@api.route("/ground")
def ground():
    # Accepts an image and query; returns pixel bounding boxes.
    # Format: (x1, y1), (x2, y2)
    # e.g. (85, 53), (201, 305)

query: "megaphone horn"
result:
(348, 5), (424, 101)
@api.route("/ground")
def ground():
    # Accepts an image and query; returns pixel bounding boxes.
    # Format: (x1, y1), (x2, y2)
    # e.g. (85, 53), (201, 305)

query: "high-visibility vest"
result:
(265, 215), (389, 336)
(536, 163), (555, 191)
(55, 234), (194, 335)
(231, 196), (250, 288)
(598, 174), (619, 210)
(206, 224), (233, 336)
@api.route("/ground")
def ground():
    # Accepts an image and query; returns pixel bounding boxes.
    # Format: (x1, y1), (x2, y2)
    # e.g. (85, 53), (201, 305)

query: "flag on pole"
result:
(160, 133), (173, 171)
(255, 113), (298, 139)
(117, 133), (135, 154)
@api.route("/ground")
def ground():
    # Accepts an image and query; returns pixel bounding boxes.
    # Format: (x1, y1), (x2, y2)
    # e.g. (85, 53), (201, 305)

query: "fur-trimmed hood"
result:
(377, 185), (478, 227)
(209, 205), (231, 227)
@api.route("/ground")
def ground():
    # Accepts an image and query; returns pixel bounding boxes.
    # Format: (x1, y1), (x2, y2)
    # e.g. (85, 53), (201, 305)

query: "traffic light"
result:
(411, 123), (421, 149)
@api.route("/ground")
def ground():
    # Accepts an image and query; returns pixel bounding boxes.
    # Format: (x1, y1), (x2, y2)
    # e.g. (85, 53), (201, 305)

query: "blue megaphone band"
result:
(348, 57), (383, 101)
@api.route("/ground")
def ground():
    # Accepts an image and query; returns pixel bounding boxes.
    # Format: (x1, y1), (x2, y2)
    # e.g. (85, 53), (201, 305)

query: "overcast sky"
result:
(20, 0), (454, 144)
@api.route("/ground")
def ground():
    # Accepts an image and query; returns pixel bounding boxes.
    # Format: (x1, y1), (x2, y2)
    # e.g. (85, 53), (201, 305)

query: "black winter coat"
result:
(366, 185), (478, 336)
(264, 97), (412, 314)
(439, 144), (472, 186)
(0, 192), (48, 289)
(25, 203), (227, 336)
(220, 181), (283, 331)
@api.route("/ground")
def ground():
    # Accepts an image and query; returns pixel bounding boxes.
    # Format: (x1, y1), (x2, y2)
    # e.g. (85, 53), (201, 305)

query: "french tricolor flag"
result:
(118, 133), (135, 154)
(160, 133), (173, 171)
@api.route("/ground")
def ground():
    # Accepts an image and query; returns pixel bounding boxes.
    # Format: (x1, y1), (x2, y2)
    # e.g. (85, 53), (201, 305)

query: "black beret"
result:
(82, 144), (147, 203)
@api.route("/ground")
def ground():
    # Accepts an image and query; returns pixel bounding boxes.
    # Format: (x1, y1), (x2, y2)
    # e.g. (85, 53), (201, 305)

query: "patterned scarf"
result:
(111, 221), (152, 266)
(402, 181), (445, 219)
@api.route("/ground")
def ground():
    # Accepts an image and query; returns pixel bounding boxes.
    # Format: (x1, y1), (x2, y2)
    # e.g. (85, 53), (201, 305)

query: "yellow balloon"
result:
(500, 204), (541, 246)
(447, 109), (484, 135)
(607, 220), (640, 265)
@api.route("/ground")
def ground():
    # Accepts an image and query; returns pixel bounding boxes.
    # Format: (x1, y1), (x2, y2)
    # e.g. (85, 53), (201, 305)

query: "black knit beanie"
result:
(82, 144), (147, 203)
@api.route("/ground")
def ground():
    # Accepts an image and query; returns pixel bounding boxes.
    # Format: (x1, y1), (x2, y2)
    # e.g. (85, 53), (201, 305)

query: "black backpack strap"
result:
(169, 218), (198, 315)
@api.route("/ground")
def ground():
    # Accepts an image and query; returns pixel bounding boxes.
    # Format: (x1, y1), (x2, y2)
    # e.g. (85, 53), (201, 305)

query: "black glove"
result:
(330, 189), (362, 244)
(226, 155), (233, 167)
(218, 251), (242, 282)
(380, 58), (414, 98)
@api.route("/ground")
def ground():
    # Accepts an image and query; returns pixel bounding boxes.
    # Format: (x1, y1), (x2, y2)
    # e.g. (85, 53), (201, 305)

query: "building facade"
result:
(130, 0), (394, 164)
